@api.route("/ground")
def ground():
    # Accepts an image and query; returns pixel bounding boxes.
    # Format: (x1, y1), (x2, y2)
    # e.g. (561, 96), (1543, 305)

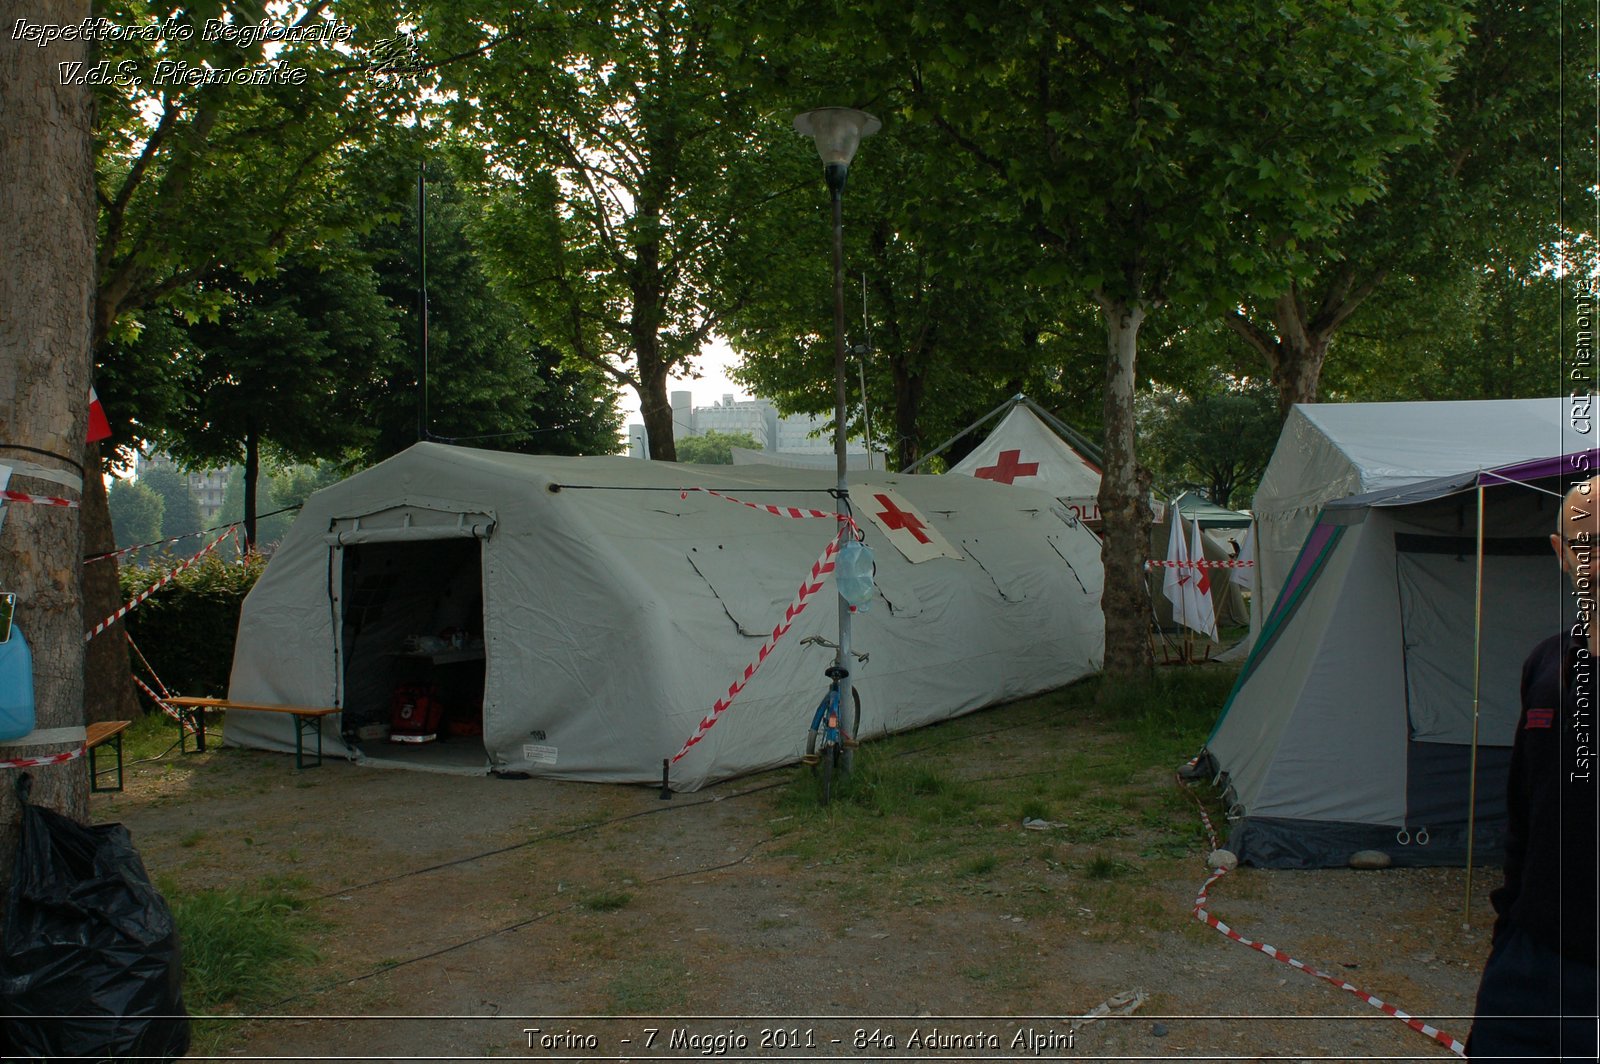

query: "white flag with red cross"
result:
(863, 488), (962, 564)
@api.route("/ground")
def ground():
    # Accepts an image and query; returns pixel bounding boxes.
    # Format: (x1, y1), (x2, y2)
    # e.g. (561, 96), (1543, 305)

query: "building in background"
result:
(137, 451), (233, 522)
(629, 392), (875, 463)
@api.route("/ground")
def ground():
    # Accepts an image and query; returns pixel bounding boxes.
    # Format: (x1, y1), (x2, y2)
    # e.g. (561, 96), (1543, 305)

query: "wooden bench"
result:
(87, 720), (132, 793)
(163, 697), (341, 769)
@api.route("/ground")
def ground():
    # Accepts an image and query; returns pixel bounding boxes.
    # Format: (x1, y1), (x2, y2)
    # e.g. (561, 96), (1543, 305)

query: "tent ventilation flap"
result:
(326, 505), (496, 545)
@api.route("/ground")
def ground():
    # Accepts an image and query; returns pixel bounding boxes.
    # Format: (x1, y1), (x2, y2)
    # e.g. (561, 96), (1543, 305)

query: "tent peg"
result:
(659, 758), (672, 800)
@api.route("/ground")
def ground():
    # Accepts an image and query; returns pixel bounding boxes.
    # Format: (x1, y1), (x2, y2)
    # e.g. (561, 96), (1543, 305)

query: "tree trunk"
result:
(1268, 288), (1333, 419)
(243, 419), (260, 549)
(1225, 276), (1376, 423)
(82, 448), (140, 724)
(637, 349), (678, 462)
(890, 354), (925, 472)
(0, 0), (96, 896)
(1095, 291), (1154, 676)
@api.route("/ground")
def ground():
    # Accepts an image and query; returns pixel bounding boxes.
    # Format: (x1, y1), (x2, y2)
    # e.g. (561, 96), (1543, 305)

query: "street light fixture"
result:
(795, 106), (880, 774)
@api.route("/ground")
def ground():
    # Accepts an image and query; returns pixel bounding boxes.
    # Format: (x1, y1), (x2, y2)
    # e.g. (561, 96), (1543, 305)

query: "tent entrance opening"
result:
(337, 538), (486, 770)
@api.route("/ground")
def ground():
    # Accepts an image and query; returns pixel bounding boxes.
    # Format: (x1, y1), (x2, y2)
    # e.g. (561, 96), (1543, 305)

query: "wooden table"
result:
(86, 719), (131, 792)
(164, 697), (341, 769)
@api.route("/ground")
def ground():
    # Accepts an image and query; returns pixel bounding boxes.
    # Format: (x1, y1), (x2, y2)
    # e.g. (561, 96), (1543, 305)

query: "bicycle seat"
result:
(823, 665), (849, 681)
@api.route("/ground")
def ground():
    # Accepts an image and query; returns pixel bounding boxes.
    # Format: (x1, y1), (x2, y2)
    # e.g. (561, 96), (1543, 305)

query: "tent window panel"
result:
(685, 543), (800, 637)
(1396, 543), (1564, 746)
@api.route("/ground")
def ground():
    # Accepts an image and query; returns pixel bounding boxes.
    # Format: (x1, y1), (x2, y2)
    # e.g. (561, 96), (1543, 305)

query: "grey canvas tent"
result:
(226, 443), (1105, 789)
(1248, 397), (1591, 647)
(1204, 447), (1592, 868)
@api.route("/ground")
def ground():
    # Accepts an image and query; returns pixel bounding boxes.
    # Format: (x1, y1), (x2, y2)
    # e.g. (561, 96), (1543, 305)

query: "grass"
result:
(769, 666), (1237, 927)
(582, 890), (634, 912)
(606, 954), (691, 1013)
(161, 876), (319, 1053)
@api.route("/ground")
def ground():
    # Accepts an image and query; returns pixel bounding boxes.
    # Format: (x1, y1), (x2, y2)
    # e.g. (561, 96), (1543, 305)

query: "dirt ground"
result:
(94, 703), (1496, 1063)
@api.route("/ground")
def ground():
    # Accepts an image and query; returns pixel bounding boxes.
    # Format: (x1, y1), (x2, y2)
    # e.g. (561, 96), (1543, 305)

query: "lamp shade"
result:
(793, 107), (882, 166)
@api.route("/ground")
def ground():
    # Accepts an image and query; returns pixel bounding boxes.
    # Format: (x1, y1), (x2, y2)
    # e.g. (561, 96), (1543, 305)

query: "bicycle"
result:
(802, 663), (861, 804)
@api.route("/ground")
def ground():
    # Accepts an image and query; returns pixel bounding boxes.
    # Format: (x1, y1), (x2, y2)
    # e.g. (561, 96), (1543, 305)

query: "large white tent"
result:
(226, 443), (1105, 790)
(947, 401), (1104, 523)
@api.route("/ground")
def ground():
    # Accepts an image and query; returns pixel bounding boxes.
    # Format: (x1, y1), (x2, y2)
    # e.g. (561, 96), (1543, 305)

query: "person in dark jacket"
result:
(1466, 476), (1599, 1061)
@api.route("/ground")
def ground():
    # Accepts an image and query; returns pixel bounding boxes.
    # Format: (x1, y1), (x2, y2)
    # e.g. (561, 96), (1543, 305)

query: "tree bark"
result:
(0, 0), (96, 897)
(890, 354), (925, 472)
(1095, 291), (1154, 676)
(1224, 273), (1380, 421)
(637, 349), (678, 462)
(81, 449), (139, 724)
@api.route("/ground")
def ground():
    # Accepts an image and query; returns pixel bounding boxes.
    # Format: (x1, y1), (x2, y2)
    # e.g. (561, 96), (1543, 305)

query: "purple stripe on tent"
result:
(1265, 522), (1338, 630)
(1479, 450), (1600, 486)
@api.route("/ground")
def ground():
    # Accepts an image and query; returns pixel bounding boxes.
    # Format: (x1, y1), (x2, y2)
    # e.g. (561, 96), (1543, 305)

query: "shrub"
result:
(120, 553), (267, 703)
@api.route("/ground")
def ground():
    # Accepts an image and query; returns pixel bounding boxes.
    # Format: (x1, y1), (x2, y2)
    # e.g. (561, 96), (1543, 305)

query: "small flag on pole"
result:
(87, 387), (111, 443)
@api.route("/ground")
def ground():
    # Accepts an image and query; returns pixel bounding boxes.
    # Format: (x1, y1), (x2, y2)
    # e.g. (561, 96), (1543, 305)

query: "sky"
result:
(613, 337), (753, 431)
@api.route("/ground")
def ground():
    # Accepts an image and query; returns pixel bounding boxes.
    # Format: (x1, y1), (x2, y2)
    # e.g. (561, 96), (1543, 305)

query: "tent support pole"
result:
(899, 395), (1020, 473)
(1465, 477), (1485, 925)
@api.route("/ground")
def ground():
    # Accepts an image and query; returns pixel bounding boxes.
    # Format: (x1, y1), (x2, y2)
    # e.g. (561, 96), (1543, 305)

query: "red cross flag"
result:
(865, 488), (962, 564)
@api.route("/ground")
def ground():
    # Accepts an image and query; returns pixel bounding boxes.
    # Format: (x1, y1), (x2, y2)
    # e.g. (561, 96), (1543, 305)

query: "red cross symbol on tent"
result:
(974, 449), (1040, 485)
(874, 493), (931, 544)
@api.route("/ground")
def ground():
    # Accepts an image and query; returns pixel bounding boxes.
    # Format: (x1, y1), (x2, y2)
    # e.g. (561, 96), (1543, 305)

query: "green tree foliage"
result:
(720, 112), (1087, 470)
(136, 466), (203, 547)
(1221, 0), (1582, 416)
(1326, 256), (1570, 403)
(143, 240), (402, 547)
(90, 0), (423, 361)
(1138, 384), (1278, 510)
(892, 0), (1462, 673)
(675, 430), (763, 465)
(420, 0), (782, 460)
(357, 151), (622, 461)
(109, 478), (163, 555)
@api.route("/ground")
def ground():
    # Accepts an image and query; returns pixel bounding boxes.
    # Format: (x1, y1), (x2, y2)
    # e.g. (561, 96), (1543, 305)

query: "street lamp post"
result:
(794, 107), (880, 767)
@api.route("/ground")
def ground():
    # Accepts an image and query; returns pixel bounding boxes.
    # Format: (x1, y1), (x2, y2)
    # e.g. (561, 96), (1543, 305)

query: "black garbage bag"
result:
(0, 777), (190, 1062)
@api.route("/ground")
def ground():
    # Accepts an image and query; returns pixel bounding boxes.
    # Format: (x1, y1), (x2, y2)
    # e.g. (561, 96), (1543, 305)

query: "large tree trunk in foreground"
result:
(1095, 292), (1154, 676)
(0, 0), (96, 897)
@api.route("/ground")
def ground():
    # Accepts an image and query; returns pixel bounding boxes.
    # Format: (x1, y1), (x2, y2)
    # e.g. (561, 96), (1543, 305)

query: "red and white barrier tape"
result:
(671, 533), (843, 764)
(0, 746), (85, 770)
(131, 672), (190, 728)
(1176, 767), (1465, 1057)
(0, 488), (78, 508)
(86, 526), (226, 566)
(680, 486), (851, 526)
(84, 525), (235, 643)
(1145, 559), (1255, 570)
